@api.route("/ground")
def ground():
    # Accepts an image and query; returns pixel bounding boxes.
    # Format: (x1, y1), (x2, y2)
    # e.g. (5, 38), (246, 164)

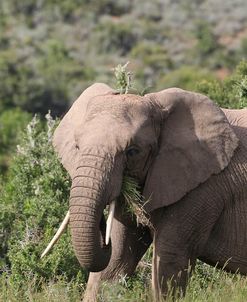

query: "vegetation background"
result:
(0, 0), (247, 301)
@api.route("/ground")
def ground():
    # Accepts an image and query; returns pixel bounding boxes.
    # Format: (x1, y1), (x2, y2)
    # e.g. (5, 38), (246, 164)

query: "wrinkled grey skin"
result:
(53, 83), (247, 301)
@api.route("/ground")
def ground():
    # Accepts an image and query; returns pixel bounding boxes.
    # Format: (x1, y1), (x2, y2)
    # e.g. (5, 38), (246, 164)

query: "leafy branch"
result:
(113, 62), (132, 94)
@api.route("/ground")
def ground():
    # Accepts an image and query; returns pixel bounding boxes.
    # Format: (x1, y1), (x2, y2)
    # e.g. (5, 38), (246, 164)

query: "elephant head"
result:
(52, 83), (238, 272)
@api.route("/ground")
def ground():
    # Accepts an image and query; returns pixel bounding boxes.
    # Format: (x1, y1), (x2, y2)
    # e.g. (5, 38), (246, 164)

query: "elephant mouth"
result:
(101, 200), (116, 246)
(99, 212), (107, 246)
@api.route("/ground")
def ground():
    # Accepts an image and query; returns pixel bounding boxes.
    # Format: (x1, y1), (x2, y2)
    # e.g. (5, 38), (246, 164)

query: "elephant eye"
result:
(126, 147), (140, 157)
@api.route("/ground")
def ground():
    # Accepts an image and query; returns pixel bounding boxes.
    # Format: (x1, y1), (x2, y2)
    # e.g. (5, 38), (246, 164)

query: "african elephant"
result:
(44, 83), (247, 301)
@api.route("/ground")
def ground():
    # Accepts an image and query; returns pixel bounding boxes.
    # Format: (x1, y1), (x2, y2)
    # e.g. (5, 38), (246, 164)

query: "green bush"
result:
(155, 65), (216, 91)
(90, 0), (131, 16)
(0, 108), (30, 175)
(155, 60), (247, 109)
(197, 60), (247, 108)
(131, 41), (173, 88)
(0, 113), (86, 289)
(35, 39), (95, 116)
(193, 21), (220, 60)
(92, 18), (137, 56)
(0, 50), (31, 111)
(0, 38), (95, 116)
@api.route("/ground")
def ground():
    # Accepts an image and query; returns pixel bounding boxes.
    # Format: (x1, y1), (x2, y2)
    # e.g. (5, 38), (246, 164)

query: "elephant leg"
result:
(83, 201), (152, 302)
(83, 273), (101, 302)
(151, 180), (225, 301)
(152, 232), (196, 301)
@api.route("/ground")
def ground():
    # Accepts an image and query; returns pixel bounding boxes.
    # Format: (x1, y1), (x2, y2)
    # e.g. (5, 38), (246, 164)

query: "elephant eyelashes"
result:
(126, 147), (140, 157)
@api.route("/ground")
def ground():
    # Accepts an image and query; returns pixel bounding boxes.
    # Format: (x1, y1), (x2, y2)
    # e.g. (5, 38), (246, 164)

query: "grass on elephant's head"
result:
(114, 62), (132, 94)
(113, 62), (147, 95)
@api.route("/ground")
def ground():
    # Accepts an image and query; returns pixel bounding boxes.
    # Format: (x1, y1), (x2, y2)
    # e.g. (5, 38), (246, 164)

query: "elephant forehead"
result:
(86, 94), (150, 121)
(78, 113), (151, 149)
(74, 94), (155, 150)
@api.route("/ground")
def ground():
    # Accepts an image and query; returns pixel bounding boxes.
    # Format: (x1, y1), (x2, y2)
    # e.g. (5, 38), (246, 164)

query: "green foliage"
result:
(0, 113), (86, 288)
(89, 0), (131, 16)
(241, 38), (247, 56)
(131, 42), (173, 71)
(0, 39), (95, 116)
(188, 20), (243, 70)
(114, 62), (132, 94)
(1, 260), (246, 301)
(0, 274), (83, 302)
(131, 41), (173, 88)
(92, 18), (137, 56)
(121, 176), (142, 203)
(235, 76), (247, 99)
(197, 60), (247, 108)
(1, 0), (247, 116)
(194, 21), (219, 59)
(156, 66), (216, 91)
(97, 260), (247, 301)
(0, 50), (32, 111)
(35, 39), (95, 116)
(0, 108), (30, 175)
(121, 175), (152, 228)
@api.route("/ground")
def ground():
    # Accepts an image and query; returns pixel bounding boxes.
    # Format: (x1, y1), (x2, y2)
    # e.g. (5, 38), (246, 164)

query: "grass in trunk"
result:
(121, 175), (152, 229)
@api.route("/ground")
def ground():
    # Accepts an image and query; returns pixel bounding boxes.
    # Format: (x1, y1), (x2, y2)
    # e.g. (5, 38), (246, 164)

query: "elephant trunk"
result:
(69, 149), (113, 272)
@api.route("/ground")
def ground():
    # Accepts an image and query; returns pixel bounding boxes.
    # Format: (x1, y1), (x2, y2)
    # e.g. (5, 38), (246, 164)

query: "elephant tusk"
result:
(40, 210), (70, 259)
(105, 200), (116, 245)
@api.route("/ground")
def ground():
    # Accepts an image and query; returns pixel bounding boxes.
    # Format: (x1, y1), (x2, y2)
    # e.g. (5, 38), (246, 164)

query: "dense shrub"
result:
(0, 108), (30, 175)
(194, 21), (220, 59)
(131, 42), (173, 88)
(197, 60), (247, 108)
(92, 18), (137, 56)
(0, 39), (95, 117)
(0, 113), (86, 288)
(91, 0), (132, 16)
(35, 39), (95, 116)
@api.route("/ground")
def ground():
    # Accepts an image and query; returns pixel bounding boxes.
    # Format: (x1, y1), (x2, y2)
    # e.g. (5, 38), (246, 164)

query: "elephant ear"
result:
(53, 83), (115, 177)
(143, 88), (239, 212)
